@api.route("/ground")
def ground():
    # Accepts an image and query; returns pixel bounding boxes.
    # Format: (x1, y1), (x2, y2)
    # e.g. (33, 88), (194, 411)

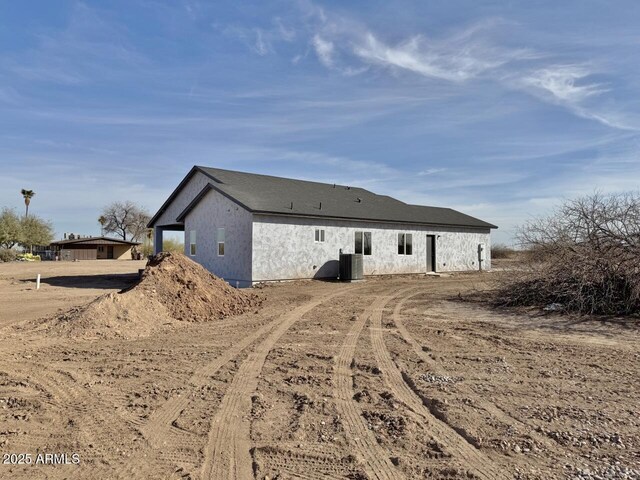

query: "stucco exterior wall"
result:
(61, 245), (133, 260)
(183, 188), (253, 287)
(113, 245), (133, 259)
(252, 215), (491, 282)
(153, 171), (212, 227)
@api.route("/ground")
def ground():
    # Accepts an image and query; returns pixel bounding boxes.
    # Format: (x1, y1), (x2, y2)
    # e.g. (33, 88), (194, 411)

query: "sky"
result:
(1, 1), (640, 245)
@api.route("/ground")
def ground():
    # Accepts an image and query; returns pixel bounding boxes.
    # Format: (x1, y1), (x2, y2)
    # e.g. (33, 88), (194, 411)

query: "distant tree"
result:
(0, 208), (22, 249)
(128, 208), (152, 243)
(98, 215), (107, 236)
(20, 215), (54, 251)
(0, 208), (54, 252)
(20, 189), (35, 218)
(140, 228), (154, 256)
(100, 201), (151, 242)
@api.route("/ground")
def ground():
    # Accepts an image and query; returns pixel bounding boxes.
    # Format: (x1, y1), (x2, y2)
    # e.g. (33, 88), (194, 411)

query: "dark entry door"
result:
(107, 246), (114, 259)
(426, 235), (436, 272)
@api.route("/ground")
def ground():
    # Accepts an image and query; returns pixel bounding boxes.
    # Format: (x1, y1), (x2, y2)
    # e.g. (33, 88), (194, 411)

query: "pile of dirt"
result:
(133, 252), (260, 322)
(36, 252), (261, 339)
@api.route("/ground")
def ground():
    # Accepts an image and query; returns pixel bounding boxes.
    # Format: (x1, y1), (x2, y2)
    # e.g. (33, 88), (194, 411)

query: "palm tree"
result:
(20, 189), (35, 218)
(98, 215), (107, 236)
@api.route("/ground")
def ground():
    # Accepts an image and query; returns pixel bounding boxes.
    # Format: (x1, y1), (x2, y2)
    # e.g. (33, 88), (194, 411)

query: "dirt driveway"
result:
(0, 263), (638, 479)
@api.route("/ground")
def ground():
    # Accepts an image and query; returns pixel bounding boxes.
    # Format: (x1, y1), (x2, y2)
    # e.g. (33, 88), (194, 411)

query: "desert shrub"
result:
(494, 192), (640, 315)
(0, 248), (18, 262)
(136, 238), (183, 257)
(162, 238), (184, 254)
(491, 243), (515, 259)
(141, 243), (154, 257)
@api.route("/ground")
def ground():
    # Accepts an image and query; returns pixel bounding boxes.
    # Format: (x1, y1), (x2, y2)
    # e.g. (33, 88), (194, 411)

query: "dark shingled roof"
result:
(51, 236), (140, 246)
(150, 166), (497, 230)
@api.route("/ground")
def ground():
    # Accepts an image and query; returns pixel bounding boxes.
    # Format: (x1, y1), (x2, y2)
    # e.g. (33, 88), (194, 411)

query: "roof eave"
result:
(51, 236), (141, 246)
(252, 210), (496, 230)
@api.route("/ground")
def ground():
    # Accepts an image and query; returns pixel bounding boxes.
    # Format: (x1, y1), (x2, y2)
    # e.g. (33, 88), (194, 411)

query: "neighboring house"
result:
(149, 166), (498, 287)
(50, 236), (140, 261)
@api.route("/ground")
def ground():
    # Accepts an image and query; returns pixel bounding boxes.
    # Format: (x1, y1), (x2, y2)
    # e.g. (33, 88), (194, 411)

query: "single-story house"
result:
(149, 166), (497, 287)
(50, 236), (140, 261)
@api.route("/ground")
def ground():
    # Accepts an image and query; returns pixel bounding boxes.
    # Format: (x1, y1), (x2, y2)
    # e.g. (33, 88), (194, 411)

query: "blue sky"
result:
(1, 1), (639, 244)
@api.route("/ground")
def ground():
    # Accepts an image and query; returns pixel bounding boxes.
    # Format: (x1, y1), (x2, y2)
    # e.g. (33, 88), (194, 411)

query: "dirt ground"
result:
(0, 260), (638, 479)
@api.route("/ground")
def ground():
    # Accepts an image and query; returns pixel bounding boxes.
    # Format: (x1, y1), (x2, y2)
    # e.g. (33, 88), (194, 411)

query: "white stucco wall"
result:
(183, 189), (253, 287)
(252, 214), (491, 282)
(153, 171), (212, 227)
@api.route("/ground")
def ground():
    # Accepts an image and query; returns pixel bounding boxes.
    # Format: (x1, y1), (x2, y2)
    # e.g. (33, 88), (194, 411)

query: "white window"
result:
(355, 231), (372, 255)
(314, 229), (325, 243)
(217, 227), (225, 256)
(398, 233), (413, 255)
(189, 230), (196, 256)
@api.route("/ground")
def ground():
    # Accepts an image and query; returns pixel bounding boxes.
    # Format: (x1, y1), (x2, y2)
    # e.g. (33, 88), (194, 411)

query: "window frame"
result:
(314, 228), (325, 243)
(397, 232), (413, 255)
(189, 230), (197, 256)
(363, 231), (372, 255)
(217, 227), (225, 256)
(355, 231), (372, 255)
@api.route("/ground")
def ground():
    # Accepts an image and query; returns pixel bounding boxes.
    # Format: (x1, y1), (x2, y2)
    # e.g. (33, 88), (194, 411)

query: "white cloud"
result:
(520, 65), (606, 102)
(253, 28), (271, 55)
(352, 31), (525, 82)
(512, 65), (640, 130)
(274, 17), (296, 42)
(312, 34), (335, 68)
(417, 168), (446, 176)
(297, 4), (637, 131)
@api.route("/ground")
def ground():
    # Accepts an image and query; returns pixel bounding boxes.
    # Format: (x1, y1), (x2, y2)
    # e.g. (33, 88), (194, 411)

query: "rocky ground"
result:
(0, 259), (638, 479)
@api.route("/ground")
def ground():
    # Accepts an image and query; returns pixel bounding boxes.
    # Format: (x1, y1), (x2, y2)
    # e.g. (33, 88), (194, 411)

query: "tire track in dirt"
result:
(139, 314), (281, 449)
(333, 289), (410, 480)
(374, 294), (510, 479)
(253, 445), (349, 480)
(121, 316), (285, 478)
(99, 314), (285, 479)
(391, 295), (559, 455)
(1, 361), (155, 479)
(201, 287), (360, 480)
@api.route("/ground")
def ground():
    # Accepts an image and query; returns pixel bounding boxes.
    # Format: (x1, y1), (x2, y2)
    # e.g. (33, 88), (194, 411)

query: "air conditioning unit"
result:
(339, 253), (363, 281)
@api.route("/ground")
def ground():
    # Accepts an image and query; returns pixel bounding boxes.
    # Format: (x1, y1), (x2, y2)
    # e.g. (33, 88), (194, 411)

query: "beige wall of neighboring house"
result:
(96, 245), (133, 260)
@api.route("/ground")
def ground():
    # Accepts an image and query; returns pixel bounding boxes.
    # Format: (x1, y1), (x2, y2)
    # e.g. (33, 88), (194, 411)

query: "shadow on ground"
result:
(21, 273), (139, 290)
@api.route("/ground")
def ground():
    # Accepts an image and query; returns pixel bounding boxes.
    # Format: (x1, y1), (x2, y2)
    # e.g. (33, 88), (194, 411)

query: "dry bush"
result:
(491, 243), (516, 259)
(162, 239), (185, 254)
(0, 248), (18, 262)
(495, 192), (640, 315)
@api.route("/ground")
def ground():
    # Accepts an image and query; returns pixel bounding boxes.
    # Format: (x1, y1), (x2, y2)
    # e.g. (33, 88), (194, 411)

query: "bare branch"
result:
(498, 192), (640, 315)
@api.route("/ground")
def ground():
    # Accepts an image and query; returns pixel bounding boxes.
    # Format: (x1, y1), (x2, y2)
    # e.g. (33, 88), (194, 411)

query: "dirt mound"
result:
(46, 290), (172, 339)
(38, 252), (261, 339)
(134, 252), (260, 322)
